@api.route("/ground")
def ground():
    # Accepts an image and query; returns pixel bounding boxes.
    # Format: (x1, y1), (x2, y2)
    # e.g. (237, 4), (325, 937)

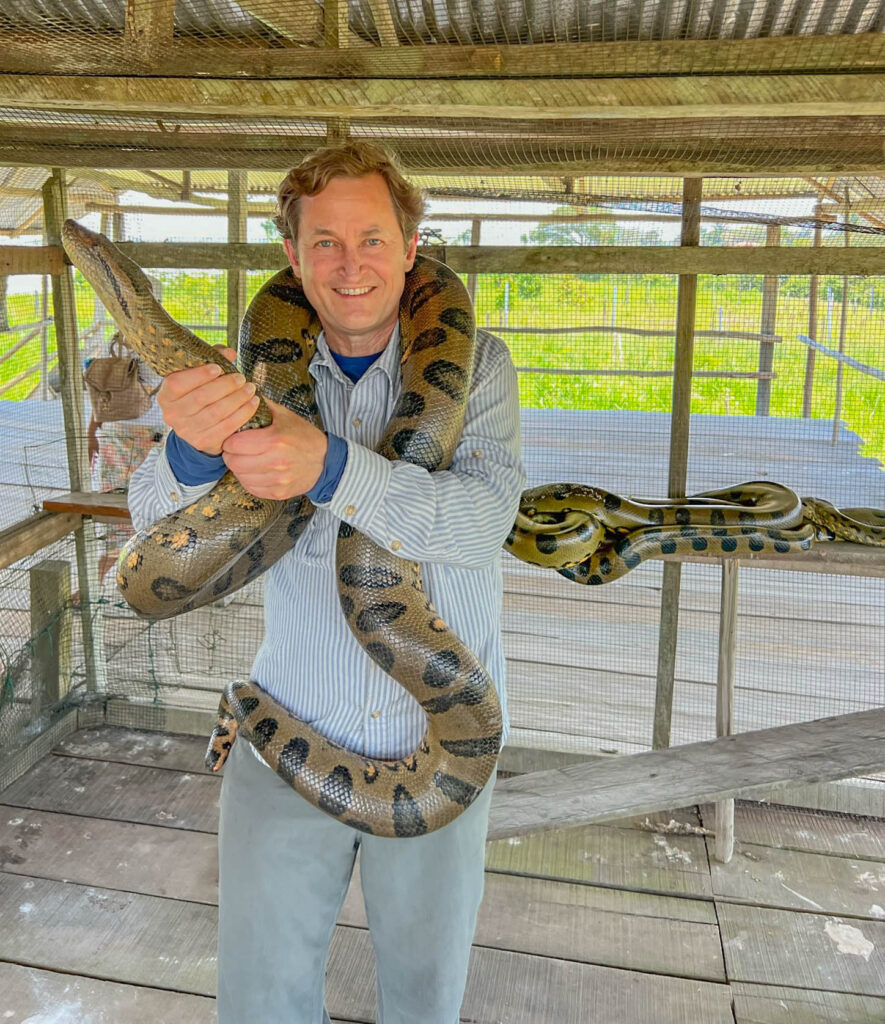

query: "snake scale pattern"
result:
(62, 220), (885, 838)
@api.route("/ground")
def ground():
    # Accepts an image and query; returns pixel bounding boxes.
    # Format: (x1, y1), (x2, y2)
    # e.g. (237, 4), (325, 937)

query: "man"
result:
(129, 141), (525, 1024)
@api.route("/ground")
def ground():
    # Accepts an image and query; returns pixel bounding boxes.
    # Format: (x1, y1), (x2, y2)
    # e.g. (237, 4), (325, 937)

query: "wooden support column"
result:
(0, 272), (9, 331)
(652, 176), (701, 750)
(755, 223), (781, 416)
(42, 169), (107, 696)
(226, 170), (248, 351)
(714, 559), (739, 863)
(29, 559), (72, 718)
(325, 0), (351, 143)
(466, 219), (481, 303)
(832, 201), (851, 446)
(802, 210), (823, 418)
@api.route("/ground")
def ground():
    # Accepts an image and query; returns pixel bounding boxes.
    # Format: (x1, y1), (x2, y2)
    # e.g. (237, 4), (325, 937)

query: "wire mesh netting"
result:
(0, 0), (883, 785)
(1, 166), (883, 770)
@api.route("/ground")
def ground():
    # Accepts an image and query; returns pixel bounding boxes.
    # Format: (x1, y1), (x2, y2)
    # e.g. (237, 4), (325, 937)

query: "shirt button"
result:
(371, 710), (381, 719)
(390, 540), (402, 551)
(169, 491), (179, 501)
(472, 449), (483, 458)
(345, 504), (356, 516)
(352, 417), (362, 428)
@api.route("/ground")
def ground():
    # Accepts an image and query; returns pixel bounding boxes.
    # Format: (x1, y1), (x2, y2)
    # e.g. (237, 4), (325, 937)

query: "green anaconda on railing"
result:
(61, 220), (885, 838)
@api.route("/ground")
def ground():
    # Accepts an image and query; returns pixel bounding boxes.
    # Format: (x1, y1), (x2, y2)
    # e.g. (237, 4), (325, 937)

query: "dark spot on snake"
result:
(150, 577), (194, 600)
(774, 539), (791, 553)
(535, 534), (558, 555)
(250, 717), (278, 751)
(281, 383), (318, 419)
(675, 507), (691, 525)
(504, 527), (516, 547)
(392, 784), (428, 837)
(691, 537), (708, 551)
(397, 390), (425, 417)
(96, 251), (131, 319)
(749, 535), (765, 551)
(339, 594), (355, 618)
(424, 359), (468, 402)
(344, 819), (374, 834)
(411, 326), (447, 351)
(235, 696), (260, 720)
(212, 569), (234, 595)
(721, 537), (738, 552)
(318, 766), (353, 817)
(588, 573), (604, 585)
(390, 428), (445, 471)
(711, 509), (726, 525)
(622, 549), (641, 569)
(355, 601), (407, 632)
(422, 687), (484, 714)
(266, 281), (314, 309)
(660, 539), (677, 554)
(433, 771), (481, 807)
(365, 641), (395, 674)
(408, 278), (445, 318)
(205, 747), (222, 770)
(287, 512), (313, 541)
(339, 565), (403, 589)
(648, 507), (664, 525)
(576, 521), (596, 542)
(439, 735), (501, 758)
(422, 649), (461, 688)
(738, 510), (756, 523)
(277, 736), (310, 783)
(552, 485), (570, 501)
(603, 493), (622, 512)
(252, 338), (303, 363)
(338, 522), (356, 539)
(439, 306), (473, 337)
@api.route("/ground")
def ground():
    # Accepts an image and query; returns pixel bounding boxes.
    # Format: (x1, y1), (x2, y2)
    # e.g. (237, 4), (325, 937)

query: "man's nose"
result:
(340, 246), (363, 277)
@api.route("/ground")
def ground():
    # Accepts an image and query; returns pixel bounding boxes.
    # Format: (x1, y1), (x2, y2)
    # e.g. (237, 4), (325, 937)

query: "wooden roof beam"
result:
(124, 0), (175, 63)
(0, 31), (881, 78)
(3, 72), (884, 122)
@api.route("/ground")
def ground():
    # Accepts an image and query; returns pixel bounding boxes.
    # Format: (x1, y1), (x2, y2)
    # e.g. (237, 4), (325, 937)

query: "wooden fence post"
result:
(29, 558), (72, 717)
(227, 170), (248, 351)
(755, 223), (781, 416)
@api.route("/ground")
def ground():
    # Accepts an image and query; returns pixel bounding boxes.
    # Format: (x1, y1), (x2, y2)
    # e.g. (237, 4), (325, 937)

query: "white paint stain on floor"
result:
(824, 918), (875, 961)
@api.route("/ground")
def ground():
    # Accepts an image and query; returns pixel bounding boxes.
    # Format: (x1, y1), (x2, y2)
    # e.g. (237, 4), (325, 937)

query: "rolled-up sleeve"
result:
(321, 334), (525, 569)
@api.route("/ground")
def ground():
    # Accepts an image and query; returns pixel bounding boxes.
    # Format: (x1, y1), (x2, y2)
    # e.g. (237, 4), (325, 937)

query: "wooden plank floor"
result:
(1, 727), (884, 1023)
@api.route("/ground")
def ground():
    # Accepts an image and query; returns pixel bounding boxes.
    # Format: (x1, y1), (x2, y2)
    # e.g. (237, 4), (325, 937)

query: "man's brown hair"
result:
(275, 141), (425, 246)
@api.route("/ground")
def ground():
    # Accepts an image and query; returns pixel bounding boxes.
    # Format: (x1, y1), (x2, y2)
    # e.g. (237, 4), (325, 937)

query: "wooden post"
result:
(466, 218), (481, 303)
(42, 168), (107, 696)
(325, 0), (350, 143)
(40, 259), (49, 400)
(802, 210), (822, 418)
(714, 559), (739, 863)
(0, 272), (9, 331)
(832, 201), (850, 446)
(125, 0), (175, 62)
(29, 559), (72, 718)
(227, 170), (248, 351)
(755, 223), (780, 416)
(652, 176), (701, 750)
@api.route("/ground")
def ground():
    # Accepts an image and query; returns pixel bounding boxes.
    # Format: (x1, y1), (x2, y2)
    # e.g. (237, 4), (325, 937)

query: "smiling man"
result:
(128, 141), (526, 1024)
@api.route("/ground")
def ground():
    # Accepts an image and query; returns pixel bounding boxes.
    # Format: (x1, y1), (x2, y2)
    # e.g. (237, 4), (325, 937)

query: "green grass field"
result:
(2, 270), (882, 466)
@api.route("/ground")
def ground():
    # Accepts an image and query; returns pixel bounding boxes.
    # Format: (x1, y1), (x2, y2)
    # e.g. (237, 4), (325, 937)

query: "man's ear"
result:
(404, 232), (419, 271)
(283, 238), (301, 278)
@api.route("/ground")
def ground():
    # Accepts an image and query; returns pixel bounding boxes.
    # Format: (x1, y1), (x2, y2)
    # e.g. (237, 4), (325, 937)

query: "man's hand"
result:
(221, 397), (328, 500)
(157, 345), (259, 456)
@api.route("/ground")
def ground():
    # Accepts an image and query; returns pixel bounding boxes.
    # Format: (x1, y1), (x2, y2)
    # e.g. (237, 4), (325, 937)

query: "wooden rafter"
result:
(0, 31), (881, 78)
(3, 72), (885, 122)
(124, 0), (175, 60)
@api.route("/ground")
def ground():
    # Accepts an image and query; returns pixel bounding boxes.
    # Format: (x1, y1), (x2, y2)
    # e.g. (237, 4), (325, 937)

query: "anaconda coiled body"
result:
(62, 220), (885, 836)
(62, 220), (501, 838)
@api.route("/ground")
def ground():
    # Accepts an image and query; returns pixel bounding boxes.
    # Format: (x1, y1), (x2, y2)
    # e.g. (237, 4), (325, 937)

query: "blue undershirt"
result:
(165, 349), (382, 503)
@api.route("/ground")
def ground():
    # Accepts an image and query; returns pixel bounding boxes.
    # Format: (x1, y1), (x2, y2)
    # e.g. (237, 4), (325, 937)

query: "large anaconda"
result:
(62, 221), (885, 838)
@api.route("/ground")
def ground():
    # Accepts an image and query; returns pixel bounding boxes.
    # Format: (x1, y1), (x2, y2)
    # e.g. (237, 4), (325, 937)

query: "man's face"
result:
(283, 172), (418, 356)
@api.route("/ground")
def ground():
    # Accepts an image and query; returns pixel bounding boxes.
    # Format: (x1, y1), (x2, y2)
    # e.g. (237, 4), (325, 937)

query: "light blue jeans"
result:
(217, 738), (494, 1024)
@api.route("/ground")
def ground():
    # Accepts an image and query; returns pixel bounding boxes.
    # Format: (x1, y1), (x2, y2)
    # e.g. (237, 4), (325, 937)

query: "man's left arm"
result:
(321, 338), (526, 570)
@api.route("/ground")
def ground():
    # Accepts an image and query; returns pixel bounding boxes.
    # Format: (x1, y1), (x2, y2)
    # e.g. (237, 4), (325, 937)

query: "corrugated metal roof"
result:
(2, 0), (883, 45)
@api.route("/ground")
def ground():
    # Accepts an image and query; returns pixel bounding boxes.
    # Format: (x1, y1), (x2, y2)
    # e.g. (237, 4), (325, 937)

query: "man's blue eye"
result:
(366, 238), (382, 246)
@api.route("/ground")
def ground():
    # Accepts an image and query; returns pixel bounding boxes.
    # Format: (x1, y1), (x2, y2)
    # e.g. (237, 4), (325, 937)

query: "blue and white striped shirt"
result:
(128, 325), (526, 760)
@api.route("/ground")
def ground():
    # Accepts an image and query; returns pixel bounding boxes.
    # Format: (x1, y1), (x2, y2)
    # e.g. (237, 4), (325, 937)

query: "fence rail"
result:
(797, 333), (885, 383)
